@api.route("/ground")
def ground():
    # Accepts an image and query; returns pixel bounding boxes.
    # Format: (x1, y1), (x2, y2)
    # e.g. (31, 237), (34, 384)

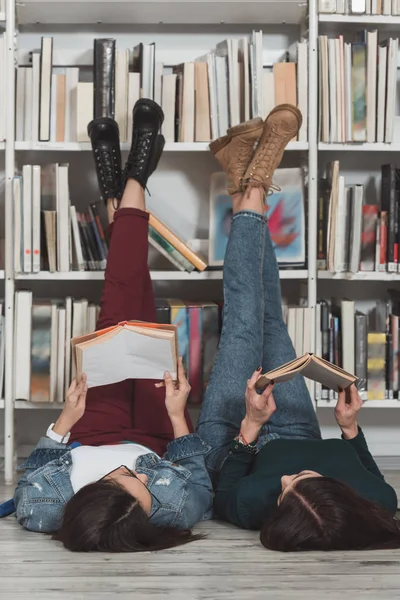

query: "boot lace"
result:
(241, 127), (284, 194)
(94, 147), (121, 205)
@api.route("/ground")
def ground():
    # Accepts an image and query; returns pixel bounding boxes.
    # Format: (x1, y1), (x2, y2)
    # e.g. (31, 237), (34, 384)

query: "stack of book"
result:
(14, 292), (99, 403)
(13, 163), (207, 274)
(12, 164), (108, 273)
(318, 32), (398, 143)
(316, 297), (400, 402)
(15, 34), (308, 144)
(319, 0), (400, 15)
(318, 161), (400, 274)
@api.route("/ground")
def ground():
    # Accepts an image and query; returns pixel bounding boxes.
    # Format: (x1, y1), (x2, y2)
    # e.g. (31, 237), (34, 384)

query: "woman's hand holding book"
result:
(53, 375), (88, 438)
(334, 384), (363, 440)
(156, 357), (191, 439)
(241, 368), (276, 444)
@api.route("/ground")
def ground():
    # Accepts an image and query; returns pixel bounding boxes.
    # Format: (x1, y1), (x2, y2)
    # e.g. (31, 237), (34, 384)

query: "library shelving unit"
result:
(0, 0), (318, 483)
(2, 0), (399, 482)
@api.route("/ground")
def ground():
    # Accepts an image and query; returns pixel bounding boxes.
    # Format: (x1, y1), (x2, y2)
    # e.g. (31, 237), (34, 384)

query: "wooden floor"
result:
(1, 473), (400, 600)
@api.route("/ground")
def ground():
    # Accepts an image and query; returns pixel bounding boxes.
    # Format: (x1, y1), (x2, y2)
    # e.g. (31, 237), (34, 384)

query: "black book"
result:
(89, 202), (108, 258)
(381, 164), (397, 272)
(155, 299), (171, 324)
(93, 39), (116, 119)
(40, 211), (49, 271)
(317, 178), (330, 270)
(84, 214), (103, 269)
(88, 206), (107, 268)
(76, 218), (89, 270)
(355, 311), (367, 397)
(78, 215), (97, 270)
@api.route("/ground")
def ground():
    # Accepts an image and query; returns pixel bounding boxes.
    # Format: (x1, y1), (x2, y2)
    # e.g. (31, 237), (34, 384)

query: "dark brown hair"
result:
(53, 480), (204, 552)
(260, 477), (400, 552)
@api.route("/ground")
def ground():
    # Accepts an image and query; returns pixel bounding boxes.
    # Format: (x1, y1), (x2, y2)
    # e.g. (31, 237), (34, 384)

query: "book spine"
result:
(87, 207), (107, 269)
(39, 37), (53, 142)
(320, 301), (330, 399)
(379, 211), (388, 272)
(355, 313), (368, 399)
(386, 309), (393, 398)
(188, 305), (202, 405)
(93, 38), (116, 119)
(89, 202), (108, 258)
(201, 303), (219, 399)
(30, 303), (52, 403)
(381, 164), (397, 272)
(148, 212), (207, 271)
(367, 332), (386, 400)
(84, 213), (102, 269)
(374, 213), (381, 272)
(77, 213), (96, 270)
(148, 226), (195, 273)
(360, 205), (378, 271)
(317, 179), (329, 270)
(351, 42), (367, 142)
(155, 299), (171, 324)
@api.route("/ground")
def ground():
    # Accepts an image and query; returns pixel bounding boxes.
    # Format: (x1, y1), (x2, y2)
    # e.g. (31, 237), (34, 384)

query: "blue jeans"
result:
(196, 211), (321, 483)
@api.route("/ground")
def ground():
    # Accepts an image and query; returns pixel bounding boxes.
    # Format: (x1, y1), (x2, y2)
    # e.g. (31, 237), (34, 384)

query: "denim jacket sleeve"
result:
(163, 433), (214, 528)
(13, 437), (74, 533)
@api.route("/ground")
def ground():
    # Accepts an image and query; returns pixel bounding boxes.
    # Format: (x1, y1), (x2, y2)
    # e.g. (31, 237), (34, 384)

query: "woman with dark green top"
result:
(197, 105), (400, 552)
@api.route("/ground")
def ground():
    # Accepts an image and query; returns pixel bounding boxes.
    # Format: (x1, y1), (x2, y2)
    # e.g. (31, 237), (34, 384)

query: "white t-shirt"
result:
(70, 443), (156, 493)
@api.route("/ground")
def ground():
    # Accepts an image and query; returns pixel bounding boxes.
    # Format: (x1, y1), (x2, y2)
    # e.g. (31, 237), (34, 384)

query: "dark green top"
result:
(214, 428), (398, 530)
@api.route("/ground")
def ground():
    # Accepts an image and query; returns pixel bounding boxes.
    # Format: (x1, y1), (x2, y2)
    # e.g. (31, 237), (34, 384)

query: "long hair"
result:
(53, 480), (204, 552)
(260, 477), (400, 552)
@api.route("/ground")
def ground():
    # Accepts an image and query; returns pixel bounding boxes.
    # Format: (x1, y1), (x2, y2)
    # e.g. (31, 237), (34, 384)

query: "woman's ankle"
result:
(232, 187), (265, 215)
(119, 179), (146, 211)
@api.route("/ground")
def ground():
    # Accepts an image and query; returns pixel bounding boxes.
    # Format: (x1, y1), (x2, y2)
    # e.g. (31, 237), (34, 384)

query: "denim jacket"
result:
(2, 434), (213, 534)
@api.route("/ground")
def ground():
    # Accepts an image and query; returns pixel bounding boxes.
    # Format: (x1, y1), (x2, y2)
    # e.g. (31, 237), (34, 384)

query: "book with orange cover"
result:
(255, 353), (357, 392)
(72, 321), (178, 388)
(148, 211), (208, 271)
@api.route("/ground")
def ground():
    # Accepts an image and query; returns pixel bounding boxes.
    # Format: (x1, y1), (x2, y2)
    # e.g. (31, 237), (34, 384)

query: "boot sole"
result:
(133, 98), (165, 126)
(267, 104), (303, 129)
(209, 135), (229, 156)
(227, 117), (264, 137)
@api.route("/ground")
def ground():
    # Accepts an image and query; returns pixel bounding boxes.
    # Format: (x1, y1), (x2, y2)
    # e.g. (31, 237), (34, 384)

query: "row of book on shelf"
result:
(14, 292), (315, 404)
(318, 31), (398, 144)
(316, 296), (400, 401)
(319, 0), (400, 15)
(13, 164), (307, 275)
(12, 163), (207, 274)
(15, 34), (308, 144)
(318, 161), (400, 274)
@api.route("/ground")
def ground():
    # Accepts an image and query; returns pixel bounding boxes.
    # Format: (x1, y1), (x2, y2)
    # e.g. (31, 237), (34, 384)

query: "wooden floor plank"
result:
(1, 472), (400, 600)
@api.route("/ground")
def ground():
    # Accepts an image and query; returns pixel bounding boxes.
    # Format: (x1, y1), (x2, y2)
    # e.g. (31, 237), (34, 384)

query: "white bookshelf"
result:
(318, 272), (400, 282)
(319, 14), (400, 24)
(15, 141), (309, 152)
(15, 269), (308, 281)
(319, 143), (400, 152)
(3, 0), (400, 481)
(318, 400), (400, 409)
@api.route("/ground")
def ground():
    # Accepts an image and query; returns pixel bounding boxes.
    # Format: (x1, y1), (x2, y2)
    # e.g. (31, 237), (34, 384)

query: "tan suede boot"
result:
(240, 104), (302, 193)
(209, 118), (264, 195)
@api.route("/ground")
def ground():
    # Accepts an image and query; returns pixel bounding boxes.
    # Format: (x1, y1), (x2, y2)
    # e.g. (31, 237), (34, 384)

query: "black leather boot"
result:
(123, 99), (165, 190)
(87, 117), (122, 204)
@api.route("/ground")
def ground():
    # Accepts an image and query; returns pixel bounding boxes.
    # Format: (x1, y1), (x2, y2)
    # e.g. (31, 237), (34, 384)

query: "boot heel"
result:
(209, 135), (229, 156)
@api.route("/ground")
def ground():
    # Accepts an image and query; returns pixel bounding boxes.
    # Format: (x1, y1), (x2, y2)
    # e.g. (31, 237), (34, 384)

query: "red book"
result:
(360, 205), (378, 271)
